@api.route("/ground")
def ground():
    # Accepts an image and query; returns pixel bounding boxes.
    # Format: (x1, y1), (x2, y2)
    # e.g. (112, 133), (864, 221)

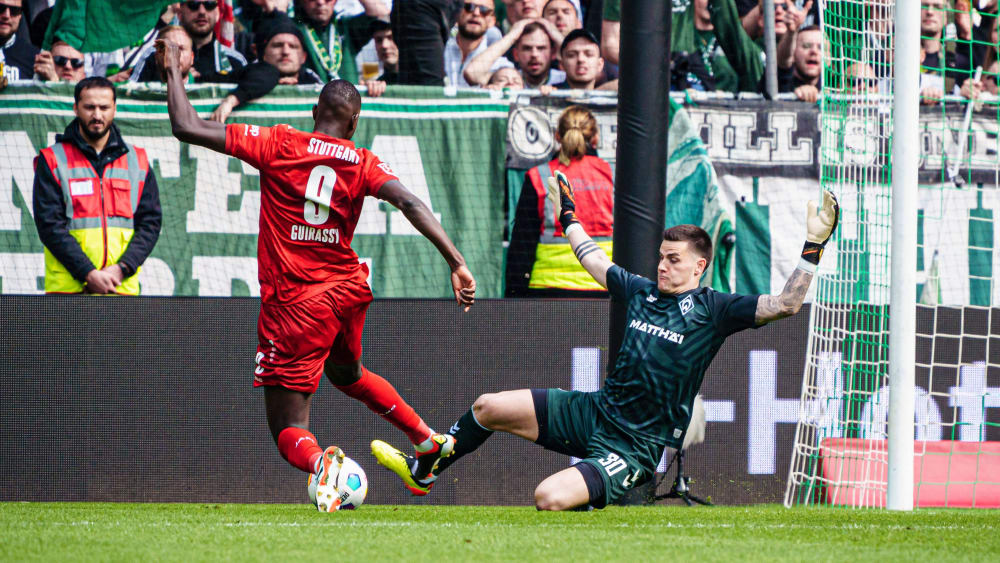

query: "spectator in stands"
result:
(1, 0), (40, 82)
(543, 0), (582, 36)
(390, 0), (449, 85)
(132, 26), (197, 83)
(464, 19), (565, 87)
(920, 0), (973, 102)
(507, 105), (613, 296)
(32, 77), (162, 295)
(970, 0), (997, 69)
(210, 17), (321, 122)
(760, 24), (822, 101)
(237, 0), (293, 33)
(359, 19), (398, 97)
(502, 0), (544, 31)
(486, 65), (525, 89)
(295, 0), (388, 84)
(548, 28), (604, 90)
(444, 0), (513, 87)
(32, 40), (87, 82)
(961, 9), (999, 99)
(844, 60), (878, 95)
(177, 0), (252, 78)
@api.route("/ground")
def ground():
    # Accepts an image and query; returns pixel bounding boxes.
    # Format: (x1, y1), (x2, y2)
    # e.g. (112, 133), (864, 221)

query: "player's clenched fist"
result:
(546, 171), (579, 233)
(451, 264), (476, 312)
(802, 189), (839, 266)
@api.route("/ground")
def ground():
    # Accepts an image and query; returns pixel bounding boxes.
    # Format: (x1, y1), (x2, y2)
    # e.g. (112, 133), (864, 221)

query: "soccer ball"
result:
(308, 454), (368, 511)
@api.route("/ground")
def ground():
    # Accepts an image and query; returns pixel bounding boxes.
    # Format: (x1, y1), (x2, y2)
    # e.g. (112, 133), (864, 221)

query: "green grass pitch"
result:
(2, 503), (998, 562)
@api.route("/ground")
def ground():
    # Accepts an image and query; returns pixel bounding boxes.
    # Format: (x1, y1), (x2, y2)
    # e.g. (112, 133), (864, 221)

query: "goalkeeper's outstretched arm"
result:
(549, 172), (613, 289)
(756, 190), (839, 325)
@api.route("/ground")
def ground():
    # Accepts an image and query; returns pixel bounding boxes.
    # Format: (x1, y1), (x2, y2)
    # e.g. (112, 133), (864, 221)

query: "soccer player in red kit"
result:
(157, 39), (476, 510)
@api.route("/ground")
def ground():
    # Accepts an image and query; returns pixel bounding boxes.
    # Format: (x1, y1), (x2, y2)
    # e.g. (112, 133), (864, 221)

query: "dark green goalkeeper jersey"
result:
(598, 265), (760, 448)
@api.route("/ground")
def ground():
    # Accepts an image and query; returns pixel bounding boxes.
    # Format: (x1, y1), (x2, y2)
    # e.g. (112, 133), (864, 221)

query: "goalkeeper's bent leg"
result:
(432, 407), (495, 476)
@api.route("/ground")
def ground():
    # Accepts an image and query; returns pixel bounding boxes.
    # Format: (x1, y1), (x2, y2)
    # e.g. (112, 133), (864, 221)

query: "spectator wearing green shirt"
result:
(602, 0), (806, 94)
(293, 0), (388, 84)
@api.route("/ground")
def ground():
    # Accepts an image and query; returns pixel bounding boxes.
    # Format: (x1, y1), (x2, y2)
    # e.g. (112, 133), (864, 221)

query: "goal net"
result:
(785, 0), (1000, 508)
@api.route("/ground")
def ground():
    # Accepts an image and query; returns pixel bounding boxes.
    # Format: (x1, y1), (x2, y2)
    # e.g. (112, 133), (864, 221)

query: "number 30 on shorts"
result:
(597, 453), (642, 488)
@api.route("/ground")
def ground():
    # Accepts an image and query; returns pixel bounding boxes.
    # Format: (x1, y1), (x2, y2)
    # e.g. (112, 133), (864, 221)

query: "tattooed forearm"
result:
(574, 240), (601, 261)
(755, 268), (814, 325)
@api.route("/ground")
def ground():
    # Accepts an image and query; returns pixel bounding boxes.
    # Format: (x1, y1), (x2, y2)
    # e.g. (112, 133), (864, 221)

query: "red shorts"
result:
(254, 273), (373, 393)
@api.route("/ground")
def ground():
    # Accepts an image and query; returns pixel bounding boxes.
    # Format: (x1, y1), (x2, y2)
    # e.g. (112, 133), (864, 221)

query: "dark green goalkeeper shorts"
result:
(532, 388), (664, 508)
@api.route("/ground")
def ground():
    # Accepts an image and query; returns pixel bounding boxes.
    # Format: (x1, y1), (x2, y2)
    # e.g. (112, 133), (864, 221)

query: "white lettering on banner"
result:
(135, 257), (175, 296)
(920, 116), (1000, 171)
(748, 350), (799, 475)
(0, 252), (44, 294)
(859, 385), (943, 441)
(191, 256), (259, 296)
(688, 110), (812, 166)
(123, 136), (181, 178)
(569, 347), (602, 465)
(949, 362), (1000, 442)
(186, 145), (260, 234)
(0, 131), (37, 230)
(356, 135), (440, 235)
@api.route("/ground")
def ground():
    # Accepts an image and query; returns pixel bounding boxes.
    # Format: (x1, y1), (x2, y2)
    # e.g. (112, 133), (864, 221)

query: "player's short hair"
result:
(663, 224), (713, 267)
(74, 76), (116, 103)
(319, 79), (362, 115)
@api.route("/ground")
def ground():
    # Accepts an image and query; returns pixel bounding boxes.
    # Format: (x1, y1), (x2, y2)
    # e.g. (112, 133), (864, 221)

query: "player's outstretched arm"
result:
(377, 180), (476, 311)
(549, 172), (612, 288)
(756, 189), (839, 325)
(158, 39), (225, 153)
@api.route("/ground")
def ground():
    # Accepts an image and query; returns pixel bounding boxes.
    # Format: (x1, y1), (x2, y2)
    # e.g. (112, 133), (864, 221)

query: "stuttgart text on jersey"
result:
(306, 137), (360, 164)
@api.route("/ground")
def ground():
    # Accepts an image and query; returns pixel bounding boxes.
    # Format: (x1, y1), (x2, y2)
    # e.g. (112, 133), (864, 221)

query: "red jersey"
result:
(225, 123), (397, 305)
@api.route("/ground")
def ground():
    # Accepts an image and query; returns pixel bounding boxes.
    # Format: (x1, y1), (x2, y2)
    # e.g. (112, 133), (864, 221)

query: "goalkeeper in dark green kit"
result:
(373, 171), (840, 510)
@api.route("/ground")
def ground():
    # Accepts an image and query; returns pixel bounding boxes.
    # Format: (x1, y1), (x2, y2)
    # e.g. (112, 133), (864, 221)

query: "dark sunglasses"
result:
(54, 55), (85, 69)
(0, 4), (24, 17)
(463, 3), (493, 16)
(184, 1), (218, 11)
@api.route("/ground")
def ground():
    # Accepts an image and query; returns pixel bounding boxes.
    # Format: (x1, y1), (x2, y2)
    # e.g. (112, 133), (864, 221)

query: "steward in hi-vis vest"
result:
(32, 78), (161, 295)
(507, 156), (614, 296)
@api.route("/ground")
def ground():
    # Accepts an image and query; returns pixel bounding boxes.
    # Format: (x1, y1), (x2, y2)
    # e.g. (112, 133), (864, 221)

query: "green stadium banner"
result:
(0, 83), (508, 298)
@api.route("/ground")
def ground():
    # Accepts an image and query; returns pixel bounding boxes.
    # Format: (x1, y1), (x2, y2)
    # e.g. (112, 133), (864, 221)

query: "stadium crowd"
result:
(1, 0), (997, 105)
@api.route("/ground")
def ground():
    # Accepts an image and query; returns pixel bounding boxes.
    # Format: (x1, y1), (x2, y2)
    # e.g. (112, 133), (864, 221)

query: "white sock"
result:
(414, 432), (437, 453)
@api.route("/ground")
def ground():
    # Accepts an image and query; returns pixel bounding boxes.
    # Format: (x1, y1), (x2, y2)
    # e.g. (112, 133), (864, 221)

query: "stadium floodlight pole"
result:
(887, 0), (919, 512)
(762, 0), (778, 99)
(609, 0), (670, 365)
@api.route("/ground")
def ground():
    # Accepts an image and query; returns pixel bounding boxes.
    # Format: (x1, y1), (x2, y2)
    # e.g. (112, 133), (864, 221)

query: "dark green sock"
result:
(432, 407), (493, 476)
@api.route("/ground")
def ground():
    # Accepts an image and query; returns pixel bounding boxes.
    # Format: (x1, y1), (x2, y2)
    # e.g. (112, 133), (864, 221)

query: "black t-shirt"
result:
(1, 32), (40, 82)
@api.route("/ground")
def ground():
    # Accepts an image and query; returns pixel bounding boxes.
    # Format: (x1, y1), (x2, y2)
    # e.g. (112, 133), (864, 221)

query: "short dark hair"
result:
(74, 76), (116, 103)
(799, 24), (821, 34)
(663, 224), (713, 267)
(517, 21), (549, 47)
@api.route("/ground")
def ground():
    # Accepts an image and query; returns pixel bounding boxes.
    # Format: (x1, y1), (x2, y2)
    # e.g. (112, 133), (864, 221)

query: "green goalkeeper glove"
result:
(546, 171), (579, 233)
(801, 189), (840, 266)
